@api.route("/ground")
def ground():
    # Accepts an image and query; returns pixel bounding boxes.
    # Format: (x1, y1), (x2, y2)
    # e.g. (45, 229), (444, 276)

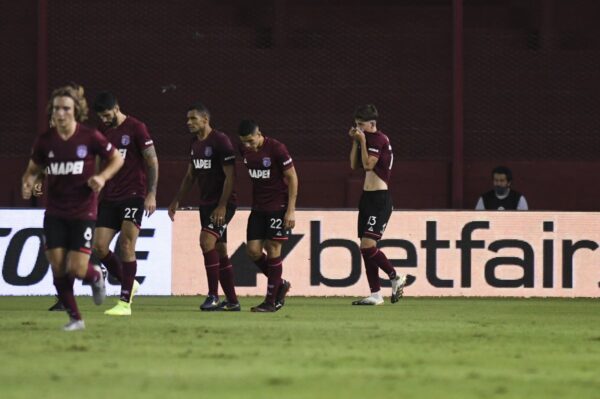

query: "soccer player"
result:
(91, 92), (159, 316)
(238, 120), (297, 312)
(168, 103), (240, 311)
(21, 84), (124, 331)
(348, 104), (406, 305)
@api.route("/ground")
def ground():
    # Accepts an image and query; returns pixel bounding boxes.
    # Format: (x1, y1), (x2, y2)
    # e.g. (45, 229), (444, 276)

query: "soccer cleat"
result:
(275, 280), (291, 310)
(129, 279), (140, 304)
(352, 295), (384, 306)
(48, 296), (65, 311)
(91, 265), (106, 305)
(251, 301), (277, 312)
(199, 295), (219, 311)
(104, 300), (132, 316)
(215, 301), (241, 312)
(63, 318), (85, 331)
(391, 274), (407, 303)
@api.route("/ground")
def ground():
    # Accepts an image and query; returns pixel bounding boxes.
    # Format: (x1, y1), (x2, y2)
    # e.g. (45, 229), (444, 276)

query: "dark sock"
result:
(219, 256), (238, 304)
(120, 260), (137, 303)
(54, 275), (81, 320)
(266, 257), (283, 304)
(202, 249), (220, 296)
(82, 263), (101, 284)
(361, 247), (381, 293)
(100, 251), (123, 282)
(254, 253), (269, 276)
(371, 248), (397, 279)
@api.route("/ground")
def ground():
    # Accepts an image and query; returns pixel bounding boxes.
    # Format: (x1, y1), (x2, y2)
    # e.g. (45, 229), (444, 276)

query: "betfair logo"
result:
(46, 161), (84, 175)
(249, 169), (270, 179)
(193, 159), (212, 169)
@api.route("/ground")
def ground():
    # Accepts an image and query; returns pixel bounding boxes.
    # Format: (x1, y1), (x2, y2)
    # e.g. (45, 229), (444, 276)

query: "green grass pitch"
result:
(1, 296), (599, 399)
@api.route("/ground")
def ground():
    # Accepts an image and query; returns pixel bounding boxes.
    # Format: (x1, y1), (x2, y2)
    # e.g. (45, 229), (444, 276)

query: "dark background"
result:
(1, 0), (599, 210)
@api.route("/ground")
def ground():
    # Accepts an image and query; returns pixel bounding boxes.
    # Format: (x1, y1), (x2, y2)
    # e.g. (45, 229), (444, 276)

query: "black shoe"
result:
(199, 295), (219, 311)
(215, 301), (241, 312)
(251, 301), (277, 313)
(48, 296), (65, 312)
(275, 280), (291, 310)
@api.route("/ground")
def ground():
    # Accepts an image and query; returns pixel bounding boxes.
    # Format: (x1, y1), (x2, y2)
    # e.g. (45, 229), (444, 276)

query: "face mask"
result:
(494, 186), (508, 196)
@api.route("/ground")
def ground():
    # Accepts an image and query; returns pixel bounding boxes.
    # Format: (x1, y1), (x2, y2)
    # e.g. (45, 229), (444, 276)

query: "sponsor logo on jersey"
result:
(249, 169), (270, 179)
(121, 135), (130, 146)
(262, 157), (271, 167)
(46, 160), (84, 175)
(193, 159), (212, 169)
(283, 158), (292, 166)
(76, 145), (88, 158)
(48, 151), (54, 158)
(204, 146), (213, 157)
(118, 148), (128, 159)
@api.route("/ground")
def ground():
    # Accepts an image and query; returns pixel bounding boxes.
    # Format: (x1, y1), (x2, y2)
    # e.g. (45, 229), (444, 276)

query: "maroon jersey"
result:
(102, 116), (154, 201)
(30, 124), (115, 220)
(190, 129), (237, 206)
(239, 137), (294, 212)
(364, 130), (393, 184)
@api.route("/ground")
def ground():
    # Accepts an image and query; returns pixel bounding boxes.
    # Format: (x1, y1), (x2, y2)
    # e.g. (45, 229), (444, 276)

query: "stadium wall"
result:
(2, 209), (599, 297)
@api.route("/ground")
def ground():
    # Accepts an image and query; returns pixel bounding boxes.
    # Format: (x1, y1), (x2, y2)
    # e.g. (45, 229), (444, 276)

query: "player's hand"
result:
(144, 192), (157, 217)
(210, 205), (226, 226)
(168, 201), (178, 221)
(33, 182), (44, 197)
(348, 127), (365, 142)
(284, 209), (295, 230)
(87, 175), (106, 193)
(21, 181), (34, 200)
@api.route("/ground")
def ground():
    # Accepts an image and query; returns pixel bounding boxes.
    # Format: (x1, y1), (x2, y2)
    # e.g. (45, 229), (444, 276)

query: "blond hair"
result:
(46, 83), (89, 123)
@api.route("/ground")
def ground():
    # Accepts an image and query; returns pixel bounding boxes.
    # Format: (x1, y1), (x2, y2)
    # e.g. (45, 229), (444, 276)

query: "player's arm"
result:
(210, 163), (235, 226)
(349, 128), (377, 171)
(21, 160), (45, 200)
(88, 149), (124, 193)
(143, 145), (159, 217)
(283, 166), (298, 229)
(168, 164), (196, 221)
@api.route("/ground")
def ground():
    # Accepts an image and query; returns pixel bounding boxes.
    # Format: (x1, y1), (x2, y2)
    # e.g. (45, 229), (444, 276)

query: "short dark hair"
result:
(492, 166), (513, 182)
(93, 91), (118, 112)
(238, 119), (258, 136)
(354, 104), (378, 121)
(187, 102), (210, 118)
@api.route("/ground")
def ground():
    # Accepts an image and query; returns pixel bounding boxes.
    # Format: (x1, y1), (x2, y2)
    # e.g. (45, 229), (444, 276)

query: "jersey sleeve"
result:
(219, 134), (236, 165)
(30, 136), (47, 166)
(134, 122), (154, 152)
(366, 134), (384, 158)
(91, 130), (115, 159)
(275, 142), (294, 171)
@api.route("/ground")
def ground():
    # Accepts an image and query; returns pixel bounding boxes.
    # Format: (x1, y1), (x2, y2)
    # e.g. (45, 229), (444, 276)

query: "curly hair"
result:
(46, 83), (89, 123)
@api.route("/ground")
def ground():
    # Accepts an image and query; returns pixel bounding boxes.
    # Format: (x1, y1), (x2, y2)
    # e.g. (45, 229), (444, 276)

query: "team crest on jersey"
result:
(121, 135), (130, 146)
(262, 157), (271, 167)
(204, 146), (213, 157)
(76, 145), (88, 158)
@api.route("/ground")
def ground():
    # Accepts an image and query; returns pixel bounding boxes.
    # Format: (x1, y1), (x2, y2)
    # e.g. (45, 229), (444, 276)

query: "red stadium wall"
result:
(1, 0), (599, 210)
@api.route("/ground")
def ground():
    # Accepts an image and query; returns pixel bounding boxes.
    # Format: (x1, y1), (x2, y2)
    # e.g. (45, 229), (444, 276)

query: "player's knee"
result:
(215, 243), (228, 258)
(246, 246), (263, 261)
(119, 239), (136, 259)
(92, 243), (109, 259)
(264, 241), (281, 258)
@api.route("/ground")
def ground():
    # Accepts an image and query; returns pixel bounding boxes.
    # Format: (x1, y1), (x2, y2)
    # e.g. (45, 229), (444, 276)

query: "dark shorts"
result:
(43, 214), (95, 253)
(199, 204), (236, 243)
(358, 190), (393, 240)
(247, 209), (291, 242)
(97, 197), (145, 231)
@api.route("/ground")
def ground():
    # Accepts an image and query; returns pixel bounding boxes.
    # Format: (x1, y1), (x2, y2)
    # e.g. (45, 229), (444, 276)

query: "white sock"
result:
(370, 291), (382, 300)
